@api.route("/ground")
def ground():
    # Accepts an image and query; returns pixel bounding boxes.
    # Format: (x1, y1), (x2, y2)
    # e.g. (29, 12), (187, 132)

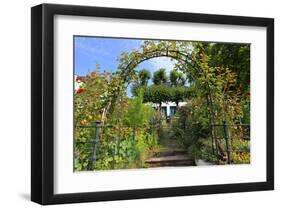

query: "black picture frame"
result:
(31, 3), (274, 205)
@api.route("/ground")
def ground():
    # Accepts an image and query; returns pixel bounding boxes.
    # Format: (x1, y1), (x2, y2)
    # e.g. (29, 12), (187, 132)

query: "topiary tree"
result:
(171, 86), (190, 107)
(169, 69), (186, 87)
(143, 84), (171, 109)
(152, 68), (168, 85)
(138, 68), (151, 86)
(131, 69), (151, 97)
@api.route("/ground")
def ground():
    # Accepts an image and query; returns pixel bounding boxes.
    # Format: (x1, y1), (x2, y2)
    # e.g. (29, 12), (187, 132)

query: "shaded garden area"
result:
(74, 40), (250, 171)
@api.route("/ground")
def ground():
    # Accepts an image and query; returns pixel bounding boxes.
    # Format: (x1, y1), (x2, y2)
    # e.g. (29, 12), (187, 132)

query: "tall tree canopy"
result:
(138, 68), (151, 86)
(169, 69), (186, 87)
(194, 43), (250, 93)
(152, 68), (168, 85)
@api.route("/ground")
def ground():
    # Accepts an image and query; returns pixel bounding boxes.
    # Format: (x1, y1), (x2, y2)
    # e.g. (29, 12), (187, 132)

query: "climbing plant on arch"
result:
(116, 40), (197, 84)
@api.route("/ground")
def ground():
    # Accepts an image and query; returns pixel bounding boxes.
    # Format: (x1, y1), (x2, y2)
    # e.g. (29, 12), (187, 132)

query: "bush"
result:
(124, 92), (154, 128)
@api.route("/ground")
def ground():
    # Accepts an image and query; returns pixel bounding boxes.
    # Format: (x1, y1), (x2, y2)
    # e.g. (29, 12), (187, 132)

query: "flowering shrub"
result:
(74, 71), (158, 171)
(76, 88), (84, 94)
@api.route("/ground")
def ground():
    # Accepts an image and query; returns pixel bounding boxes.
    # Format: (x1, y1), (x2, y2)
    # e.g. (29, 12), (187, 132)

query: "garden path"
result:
(145, 136), (195, 167)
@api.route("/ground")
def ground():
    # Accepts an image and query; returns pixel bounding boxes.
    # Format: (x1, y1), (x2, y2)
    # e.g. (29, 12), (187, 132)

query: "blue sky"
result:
(74, 36), (179, 97)
(74, 36), (176, 77)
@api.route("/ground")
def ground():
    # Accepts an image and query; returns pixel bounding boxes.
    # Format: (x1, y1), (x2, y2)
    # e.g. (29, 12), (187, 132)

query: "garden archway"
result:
(114, 41), (220, 160)
(117, 46), (197, 84)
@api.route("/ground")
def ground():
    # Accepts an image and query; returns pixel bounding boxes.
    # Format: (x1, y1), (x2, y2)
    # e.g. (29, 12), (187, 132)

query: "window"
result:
(161, 107), (167, 117)
(170, 106), (177, 117)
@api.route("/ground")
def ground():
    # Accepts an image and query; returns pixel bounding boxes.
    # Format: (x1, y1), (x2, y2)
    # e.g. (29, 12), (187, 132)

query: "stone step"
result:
(145, 155), (195, 166)
(154, 148), (187, 157)
(147, 161), (195, 167)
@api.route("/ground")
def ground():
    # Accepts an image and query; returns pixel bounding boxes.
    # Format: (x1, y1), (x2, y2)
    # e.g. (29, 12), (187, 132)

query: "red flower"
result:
(76, 76), (81, 82)
(246, 92), (250, 97)
(76, 88), (84, 94)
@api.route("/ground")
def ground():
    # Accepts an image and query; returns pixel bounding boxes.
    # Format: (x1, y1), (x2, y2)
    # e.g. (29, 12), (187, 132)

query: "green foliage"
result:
(204, 43), (250, 93)
(143, 84), (171, 106)
(143, 84), (190, 107)
(169, 69), (185, 87)
(169, 45), (250, 161)
(74, 70), (125, 171)
(124, 93), (154, 128)
(152, 68), (168, 85)
(75, 80), (158, 171)
(195, 138), (217, 162)
(93, 129), (159, 170)
(171, 103), (210, 146)
(138, 68), (151, 86)
(133, 68), (190, 107)
(231, 139), (250, 164)
(170, 86), (190, 106)
(131, 83), (143, 97)
(131, 69), (151, 97)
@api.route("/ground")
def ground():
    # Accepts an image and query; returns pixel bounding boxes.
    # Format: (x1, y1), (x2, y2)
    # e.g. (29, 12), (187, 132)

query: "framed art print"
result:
(31, 3), (274, 205)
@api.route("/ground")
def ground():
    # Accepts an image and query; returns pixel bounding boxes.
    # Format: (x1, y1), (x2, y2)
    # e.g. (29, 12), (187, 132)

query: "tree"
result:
(171, 86), (190, 107)
(143, 84), (171, 109)
(152, 68), (168, 85)
(131, 69), (151, 97)
(193, 43), (250, 94)
(169, 70), (185, 87)
(143, 85), (189, 109)
(131, 83), (147, 97)
(138, 69), (151, 86)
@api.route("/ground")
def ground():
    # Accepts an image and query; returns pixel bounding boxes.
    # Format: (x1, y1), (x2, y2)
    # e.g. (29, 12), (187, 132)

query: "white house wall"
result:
(152, 102), (187, 117)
